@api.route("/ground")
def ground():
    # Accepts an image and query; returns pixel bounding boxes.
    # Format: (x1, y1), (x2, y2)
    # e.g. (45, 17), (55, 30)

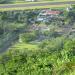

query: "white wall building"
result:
(25, 0), (36, 2)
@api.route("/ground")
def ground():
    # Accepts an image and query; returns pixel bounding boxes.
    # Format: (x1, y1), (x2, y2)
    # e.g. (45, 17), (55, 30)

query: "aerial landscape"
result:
(0, 0), (75, 75)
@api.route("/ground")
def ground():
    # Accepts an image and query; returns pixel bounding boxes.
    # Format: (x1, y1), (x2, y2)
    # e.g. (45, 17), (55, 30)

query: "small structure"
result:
(30, 24), (50, 31)
(37, 9), (61, 22)
(39, 10), (61, 16)
(25, 0), (37, 2)
(66, 5), (73, 12)
(46, 10), (61, 15)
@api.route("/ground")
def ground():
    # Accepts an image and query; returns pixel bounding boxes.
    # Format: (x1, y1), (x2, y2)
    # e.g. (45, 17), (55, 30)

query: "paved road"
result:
(0, 1), (75, 9)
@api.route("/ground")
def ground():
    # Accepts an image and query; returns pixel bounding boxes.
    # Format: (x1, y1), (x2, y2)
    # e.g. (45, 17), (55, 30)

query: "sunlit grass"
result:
(0, 0), (74, 11)
(10, 42), (38, 51)
(6, 0), (75, 4)
(0, 4), (69, 11)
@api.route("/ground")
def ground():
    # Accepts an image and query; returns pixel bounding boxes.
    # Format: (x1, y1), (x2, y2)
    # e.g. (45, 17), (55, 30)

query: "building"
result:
(25, 0), (37, 2)
(39, 10), (61, 16)
(37, 9), (61, 22)
(30, 24), (50, 31)
(66, 5), (73, 12)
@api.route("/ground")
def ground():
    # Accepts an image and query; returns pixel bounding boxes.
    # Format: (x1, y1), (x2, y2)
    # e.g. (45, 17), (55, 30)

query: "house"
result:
(39, 10), (61, 16)
(46, 10), (61, 15)
(25, 0), (37, 2)
(66, 5), (73, 12)
(37, 9), (61, 22)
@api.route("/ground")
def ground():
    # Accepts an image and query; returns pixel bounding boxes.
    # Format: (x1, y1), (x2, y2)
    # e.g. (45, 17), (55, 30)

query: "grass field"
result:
(0, 4), (70, 11)
(0, 0), (74, 4)
(0, 0), (74, 11)
(9, 42), (38, 51)
(13, 0), (75, 4)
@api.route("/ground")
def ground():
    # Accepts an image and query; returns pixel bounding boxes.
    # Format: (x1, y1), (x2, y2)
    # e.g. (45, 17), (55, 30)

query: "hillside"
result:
(0, 4), (75, 75)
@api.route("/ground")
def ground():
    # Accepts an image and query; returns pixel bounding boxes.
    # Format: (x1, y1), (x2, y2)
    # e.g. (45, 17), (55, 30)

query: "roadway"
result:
(0, 1), (75, 9)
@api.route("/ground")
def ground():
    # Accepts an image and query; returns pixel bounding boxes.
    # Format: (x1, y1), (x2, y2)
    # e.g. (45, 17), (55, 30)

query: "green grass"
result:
(9, 0), (75, 4)
(0, 4), (69, 11)
(0, 0), (74, 11)
(9, 42), (38, 51)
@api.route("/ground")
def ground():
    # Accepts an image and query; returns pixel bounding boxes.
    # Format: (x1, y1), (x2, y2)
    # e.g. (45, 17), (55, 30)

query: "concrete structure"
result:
(25, 0), (37, 2)
(37, 9), (61, 22)
(66, 5), (73, 12)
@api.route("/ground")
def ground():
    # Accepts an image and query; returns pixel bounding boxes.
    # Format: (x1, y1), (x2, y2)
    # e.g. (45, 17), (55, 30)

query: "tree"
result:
(20, 31), (37, 42)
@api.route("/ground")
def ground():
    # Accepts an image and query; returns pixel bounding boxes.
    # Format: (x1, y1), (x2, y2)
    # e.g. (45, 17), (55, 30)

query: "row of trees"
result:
(0, 0), (13, 4)
(0, 10), (38, 36)
(0, 0), (26, 4)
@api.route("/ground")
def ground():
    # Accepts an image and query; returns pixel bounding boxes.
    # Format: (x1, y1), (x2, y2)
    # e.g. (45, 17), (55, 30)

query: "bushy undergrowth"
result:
(0, 38), (75, 75)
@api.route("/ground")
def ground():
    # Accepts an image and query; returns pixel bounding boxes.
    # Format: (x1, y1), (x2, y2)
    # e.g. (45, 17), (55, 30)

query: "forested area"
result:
(0, 6), (75, 75)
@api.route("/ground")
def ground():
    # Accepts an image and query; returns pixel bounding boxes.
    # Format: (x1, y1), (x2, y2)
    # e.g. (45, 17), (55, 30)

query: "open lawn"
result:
(13, 0), (75, 4)
(0, 4), (69, 11)
(0, 0), (74, 11)
(9, 42), (38, 51)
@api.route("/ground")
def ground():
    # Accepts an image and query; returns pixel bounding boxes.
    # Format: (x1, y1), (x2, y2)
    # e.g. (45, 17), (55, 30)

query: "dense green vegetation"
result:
(0, 38), (75, 75)
(0, 6), (75, 75)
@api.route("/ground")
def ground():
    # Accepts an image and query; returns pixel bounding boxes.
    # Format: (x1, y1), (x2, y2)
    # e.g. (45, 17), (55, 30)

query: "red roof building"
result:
(40, 10), (61, 15)
(46, 11), (61, 15)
